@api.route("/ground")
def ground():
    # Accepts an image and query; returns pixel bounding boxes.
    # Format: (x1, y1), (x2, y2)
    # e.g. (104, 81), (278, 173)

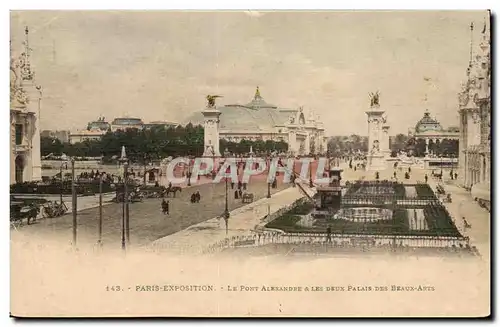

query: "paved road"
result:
(18, 179), (289, 249)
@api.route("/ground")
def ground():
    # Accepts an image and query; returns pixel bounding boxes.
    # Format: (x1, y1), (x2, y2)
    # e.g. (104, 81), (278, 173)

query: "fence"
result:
(202, 230), (471, 254)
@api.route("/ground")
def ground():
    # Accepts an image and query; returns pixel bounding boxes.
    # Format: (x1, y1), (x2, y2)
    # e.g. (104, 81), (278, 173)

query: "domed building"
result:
(87, 116), (111, 131)
(110, 117), (144, 131)
(415, 110), (443, 133)
(185, 87), (328, 155)
(408, 109), (459, 156)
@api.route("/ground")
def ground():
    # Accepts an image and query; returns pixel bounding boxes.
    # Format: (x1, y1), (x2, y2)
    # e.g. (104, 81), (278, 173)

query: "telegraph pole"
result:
(124, 162), (130, 244)
(59, 163), (64, 204)
(223, 149), (230, 234)
(71, 158), (77, 247)
(267, 155), (271, 198)
(143, 154), (147, 186)
(98, 173), (103, 245)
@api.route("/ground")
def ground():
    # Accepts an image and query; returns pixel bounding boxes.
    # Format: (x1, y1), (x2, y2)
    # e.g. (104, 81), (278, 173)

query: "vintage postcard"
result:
(9, 10), (491, 317)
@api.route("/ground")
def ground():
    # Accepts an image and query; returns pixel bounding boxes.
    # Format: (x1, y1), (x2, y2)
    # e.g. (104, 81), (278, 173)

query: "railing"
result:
(202, 230), (471, 254)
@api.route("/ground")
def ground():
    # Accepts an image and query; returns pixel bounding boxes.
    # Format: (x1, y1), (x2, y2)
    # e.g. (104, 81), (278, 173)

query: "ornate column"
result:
(202, 95), (222, 157)
(365, 91), (386, 171)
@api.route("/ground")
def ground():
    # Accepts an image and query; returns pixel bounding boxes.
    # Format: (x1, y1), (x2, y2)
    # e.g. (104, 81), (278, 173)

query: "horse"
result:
(11, 204), (40, 226)
(165, 186), (182, 198)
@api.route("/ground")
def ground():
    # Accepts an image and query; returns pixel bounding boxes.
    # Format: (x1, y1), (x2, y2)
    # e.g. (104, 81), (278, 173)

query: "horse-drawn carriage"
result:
(10, 203), (41, 227)
(139, 185), (167, 198)
(113, 182), (144, 203)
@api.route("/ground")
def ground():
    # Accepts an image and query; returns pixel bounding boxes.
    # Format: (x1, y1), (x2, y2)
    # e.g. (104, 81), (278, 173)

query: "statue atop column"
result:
(369, 91), (380, 107)
(206, 94), (223, 109)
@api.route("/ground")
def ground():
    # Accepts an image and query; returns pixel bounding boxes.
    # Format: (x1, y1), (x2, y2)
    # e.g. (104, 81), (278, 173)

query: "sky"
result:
(10, 10), (488, 136)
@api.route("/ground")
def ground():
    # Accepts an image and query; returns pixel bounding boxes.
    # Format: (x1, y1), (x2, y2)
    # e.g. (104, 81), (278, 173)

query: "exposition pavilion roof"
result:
(184, 87), (299, 132)
(415, 110), (443, 133)
(111, 117), (144, 126)
(87, 117), (110, 131)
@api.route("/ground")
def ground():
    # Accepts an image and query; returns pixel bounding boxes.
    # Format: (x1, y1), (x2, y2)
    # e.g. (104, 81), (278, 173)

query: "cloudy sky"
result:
(10, 10), (488, 135)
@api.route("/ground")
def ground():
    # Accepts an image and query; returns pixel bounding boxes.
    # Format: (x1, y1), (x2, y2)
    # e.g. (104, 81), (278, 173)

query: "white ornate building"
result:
(10, 27), (42, 183)
(408, 110), (460, 155)
(458, 21), (490, 205)
(186, 87), (328, 155)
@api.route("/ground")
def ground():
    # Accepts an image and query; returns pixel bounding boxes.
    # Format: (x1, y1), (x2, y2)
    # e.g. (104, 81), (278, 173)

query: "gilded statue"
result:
(369, 91), (380, 107)
(206, 95), (223, 108)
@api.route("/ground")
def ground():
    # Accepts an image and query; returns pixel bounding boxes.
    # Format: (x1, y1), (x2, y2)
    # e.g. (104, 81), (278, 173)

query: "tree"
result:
(390, 133), (410, 154)
(41, 124), (205, 162)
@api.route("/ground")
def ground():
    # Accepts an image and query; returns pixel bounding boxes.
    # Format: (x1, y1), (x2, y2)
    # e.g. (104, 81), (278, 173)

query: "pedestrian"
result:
(195, 191), (201, 203)
(243, 182), (247, 190)
(234, 190), (239, 199)
(393, 171), (396, 178)
(168, 182), (172, 189)
(326, 225), (332, 243)
(425, 174), (428, 183)
(161, 199), (169, 215)
(231, 182), (235, 189)
(454, 172), (458, 180)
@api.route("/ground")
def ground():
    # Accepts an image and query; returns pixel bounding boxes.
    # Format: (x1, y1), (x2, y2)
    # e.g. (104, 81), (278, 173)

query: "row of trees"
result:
(326, 133), (459, 158)
(327, 135), (369, 156)
(408, 138), (459, 158)
(41, 124), (289, 163)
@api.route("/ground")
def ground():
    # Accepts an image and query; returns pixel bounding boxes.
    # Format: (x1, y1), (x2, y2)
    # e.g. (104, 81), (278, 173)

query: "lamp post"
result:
(59, 161), (66, 204)
(124, 161), (130, 244)
(212, 147), (216, 180)
(98, 172), (104, 246)
(119, 146), (128, 251)
(309, 157), (314, 188)
(223, 149), (230, 235)
(267, 155), (271, 198)
(187, 156), (191, 186)
(71, 157), (77, 247)
(440, 155), (443, 178)
(143, 153), (147, 186)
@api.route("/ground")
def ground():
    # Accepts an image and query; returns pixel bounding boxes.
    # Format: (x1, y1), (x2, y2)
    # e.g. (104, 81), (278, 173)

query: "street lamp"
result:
(223, 149), (230, 235)
(143, 153), (147, 186)
(59, 158), (68, 205)
(440, 155), (443, 178)
(187, 156), (191, 186)
(124, 160), (130, 244)
(98, 172), (104, 246)
(70, 157), (77, 247)
(309, 157), (314, 188)
(267, 154), (271, 198)
(119, 146), (128, 251)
